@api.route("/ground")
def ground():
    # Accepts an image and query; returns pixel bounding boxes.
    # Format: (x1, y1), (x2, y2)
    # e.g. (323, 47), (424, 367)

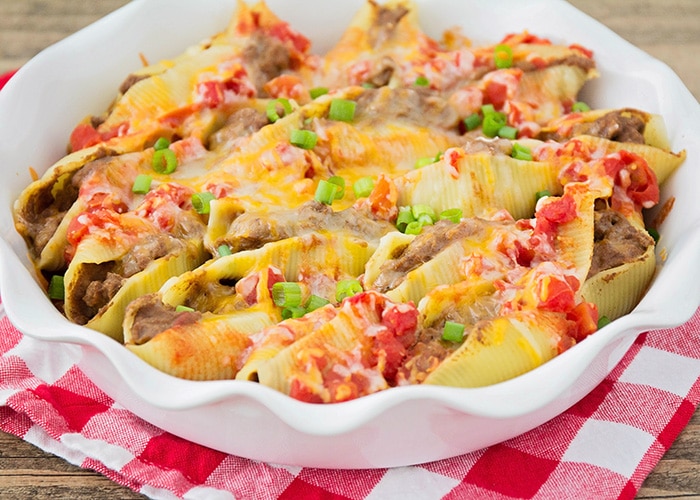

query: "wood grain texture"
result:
(0, 0), (697, 498)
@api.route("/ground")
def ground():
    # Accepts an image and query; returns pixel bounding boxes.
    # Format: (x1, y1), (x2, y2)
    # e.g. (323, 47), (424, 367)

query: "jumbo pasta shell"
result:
(81, 240), (207, 341)
(126, 313), (272, 380)
(574, 135), (686, 186)
(395, 149), (561, 220)
(423, 311), (566, 388)
(580, 244), (656, 321)
(362, 231), (415, 289)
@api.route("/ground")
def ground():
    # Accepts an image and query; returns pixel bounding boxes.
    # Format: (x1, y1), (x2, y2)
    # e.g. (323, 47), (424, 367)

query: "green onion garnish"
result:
(152, 148), (178, 174)
(335, 279), (363, 302)
(191, 192), (216, 214)
(290, 129), (318, 149)
(266, 98), (293, 123)
(314, 179), (340, 205)
(272, 282), (303, 308)
(535, 189), (551, 201)
(417, 214), (434, 227)
(132, 174), (152, 194)
(218, 244), (232, 256)
(439, 208), (463, 223)
(404, 220), (423, 235)
(463, 113), (482, 131)
(482, 112), (507, 138)
(282, 306), (307, 320)
(511, 142), (533, 161)
(353, 176), (374, 199)
(597, 316), (611, 329)
(327, 175), (345, 199)
(481, 104), (497, 116)
(494, 44), (514, 69)
(572, 101), (591, 113)
(414, 76), (430, 86)
(497, 125), (518, 140)
(647, 227), (660, 244)
(153, 137), (171, 151)
(361, 82), (376, 89)
(396, 206), (416, 233)
(442, 321), (465, 342)
(328, 98), (357, 122)
(48, 275), (65, 300)
(305, 294), (330, 312)
(309, 87), (329, 99)
(411, 204), (436, 222)
(176, 305), (195, 313)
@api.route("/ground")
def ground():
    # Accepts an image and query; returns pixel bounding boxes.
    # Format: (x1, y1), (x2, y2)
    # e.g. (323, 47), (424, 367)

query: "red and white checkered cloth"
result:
(2, 299), (700, 500)
(2, 66), (700, 497)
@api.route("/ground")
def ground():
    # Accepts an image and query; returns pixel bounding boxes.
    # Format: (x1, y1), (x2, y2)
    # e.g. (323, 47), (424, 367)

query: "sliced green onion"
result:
(328, 98), (356, 122)
(417, 213), (434, 227)
(335, 279), (363, 302)
(411, 204), (436, 222)
(48, 275), (65, 300)
(361, 82), (376, 89)
(511, 142), (533, 161)
(497, 125), (518, 140)
(572, 101), (591, 113)
(132, 174), (152, 194)
(153, 137), (171, 151)
(290, 129), (318, 149)
(414, 75), (430, 86)
(314, 179), (340, 205)
(152, 148), (178, 174)
(535, 189), (551, 201)
(266, 98), (293, 123)
(463, 113), (482, 131)
(482, 112), (507, 138)
(404, 221), (423, 235)
(191, 191), (216, 214)
(353, 176), (374, 199)
(176, 305), (195, 313)
(442, 321), (465, 342)
(327, 175), (345, 199)
(218, 244), (232, 256)
(494, 44), (514, 69)
(647, 227), (660, 244)
(282, 306), (307, 320)
(481, 104), (497, 116)
(272, 282), (303, 308)
(305, 294), (330, 312)
(439, 208), (463, 223)
(597, 315), (611, 329)
(414, 156), (436, 169)
(396, 206), (416, 232)
(309, 87), (329, 99)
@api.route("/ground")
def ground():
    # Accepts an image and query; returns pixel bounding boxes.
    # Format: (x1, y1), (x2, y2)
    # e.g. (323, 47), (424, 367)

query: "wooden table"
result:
(0, 1), (698, 498)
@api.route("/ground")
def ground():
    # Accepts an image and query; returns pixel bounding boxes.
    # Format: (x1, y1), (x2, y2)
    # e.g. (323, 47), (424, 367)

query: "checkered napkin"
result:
(1, 296), (699, 499)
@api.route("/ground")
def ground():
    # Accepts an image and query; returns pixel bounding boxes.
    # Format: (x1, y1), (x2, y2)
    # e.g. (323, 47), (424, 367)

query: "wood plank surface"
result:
(0, 1), (698, 498)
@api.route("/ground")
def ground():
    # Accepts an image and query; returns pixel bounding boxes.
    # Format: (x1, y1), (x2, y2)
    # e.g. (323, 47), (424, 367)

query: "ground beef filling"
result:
(127, 294), (202, 345)
(588, 208), (654, 278)
(220, 201), (395, 253)
(372, 219), (487, 293)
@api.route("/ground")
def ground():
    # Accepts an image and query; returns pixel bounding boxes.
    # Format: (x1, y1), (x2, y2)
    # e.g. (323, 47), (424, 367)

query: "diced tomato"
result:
(537, 274), (579, 312)
(289, 378), (324, 404)
(66, 208), (120, 248)
(365, 174), (398, 222)
(263, 74), (308, 101)
(235, 273), (260, 305)
(602, 151), (659, 209)
(569, 43), (594, 59)
(483, 80), (508, 109)
(267, 22), (311, 62)
(538, 193), (577, 225)
(566, 301), (599, 341)
(513, 239), (535, 267)
(266, 267), (286, 296)
(69, 123), (102, 152)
